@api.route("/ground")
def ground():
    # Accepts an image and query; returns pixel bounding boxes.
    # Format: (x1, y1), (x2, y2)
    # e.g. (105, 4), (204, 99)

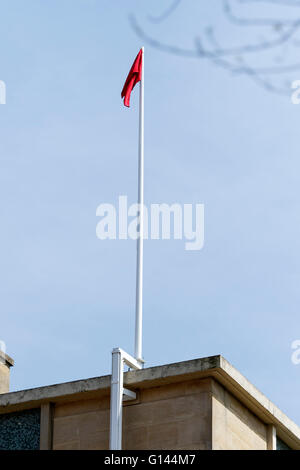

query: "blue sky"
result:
(1, 0), (300, 424)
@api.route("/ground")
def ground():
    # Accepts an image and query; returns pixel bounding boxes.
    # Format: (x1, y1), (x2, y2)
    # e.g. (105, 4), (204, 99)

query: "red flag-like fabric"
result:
(121, 49), (143, 108)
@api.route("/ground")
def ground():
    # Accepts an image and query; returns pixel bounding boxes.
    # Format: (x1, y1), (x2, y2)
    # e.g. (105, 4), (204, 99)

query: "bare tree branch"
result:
(223, 0), (296, 26)
(240, 0), (300, 6)
(201, 22), (300, 57)
(148, 0), (182, 24)
(131, 0), (300, 95)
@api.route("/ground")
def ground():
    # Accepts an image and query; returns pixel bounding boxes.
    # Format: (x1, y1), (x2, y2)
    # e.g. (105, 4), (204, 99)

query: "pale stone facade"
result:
(0, 352), (14, 395)
(212, 380), (267, 450)
(0, 355), (299, 450)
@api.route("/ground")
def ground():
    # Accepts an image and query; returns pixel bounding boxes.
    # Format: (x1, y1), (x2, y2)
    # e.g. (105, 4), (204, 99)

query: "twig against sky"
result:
(147, 0), (182, 24)
(131, 0), (300, 95)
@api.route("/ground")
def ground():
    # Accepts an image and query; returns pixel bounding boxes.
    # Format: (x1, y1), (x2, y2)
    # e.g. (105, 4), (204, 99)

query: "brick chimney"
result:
(0, 351), (14, 394)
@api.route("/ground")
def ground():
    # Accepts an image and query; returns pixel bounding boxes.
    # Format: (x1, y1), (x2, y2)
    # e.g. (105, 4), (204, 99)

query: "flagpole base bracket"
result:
(109, 348), (142, 450)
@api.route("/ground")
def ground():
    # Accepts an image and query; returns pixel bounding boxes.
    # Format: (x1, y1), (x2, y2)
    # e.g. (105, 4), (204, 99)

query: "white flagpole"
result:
(135, 47), (144, 364)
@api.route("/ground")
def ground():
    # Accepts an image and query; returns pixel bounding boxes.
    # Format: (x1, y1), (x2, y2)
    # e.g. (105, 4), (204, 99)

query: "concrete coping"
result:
(0, 354), (299, 449)
(0, 351), (14, 368)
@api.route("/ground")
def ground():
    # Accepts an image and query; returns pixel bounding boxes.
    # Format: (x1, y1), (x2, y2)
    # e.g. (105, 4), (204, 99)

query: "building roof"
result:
(0, 355), (299, 449)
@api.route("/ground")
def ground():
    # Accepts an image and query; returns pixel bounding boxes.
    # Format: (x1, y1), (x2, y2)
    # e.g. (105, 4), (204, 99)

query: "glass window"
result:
(0, 408), (40, 450)
(276, 437), (291, 451)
